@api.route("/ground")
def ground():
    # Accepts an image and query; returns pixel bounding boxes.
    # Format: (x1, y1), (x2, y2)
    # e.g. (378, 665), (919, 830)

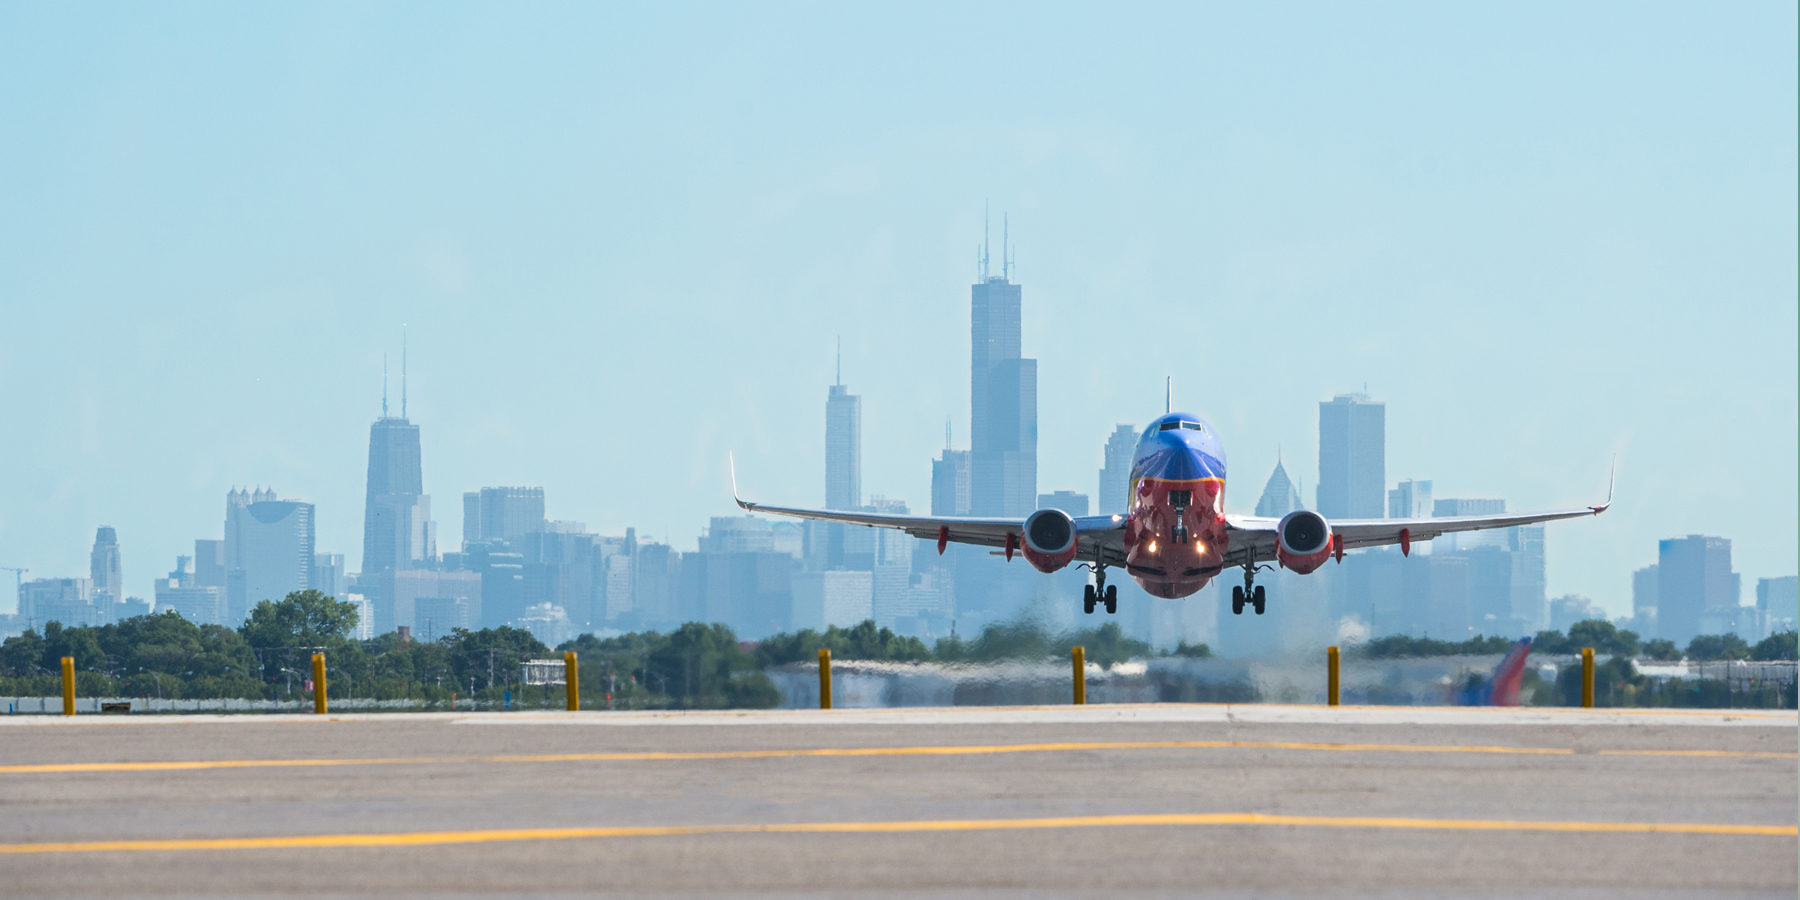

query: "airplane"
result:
(1453, 637), (1534, 706)
(732, 390), (1612, 617)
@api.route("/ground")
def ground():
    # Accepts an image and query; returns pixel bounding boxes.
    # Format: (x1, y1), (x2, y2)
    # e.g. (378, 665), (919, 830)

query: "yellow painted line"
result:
(3, 739), (1792, 775)
(0, 812), (1791, 855)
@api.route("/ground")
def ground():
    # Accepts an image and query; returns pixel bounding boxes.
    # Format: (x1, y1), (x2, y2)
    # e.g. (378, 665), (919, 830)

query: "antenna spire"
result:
(401, 325), (408, 419)
(382, 354), (389, 417)
(1002, 214), (1009, 282)
(1165, 376), (1172, 414)
(945, 417), (952, 451)
(835, 336), (841, 387)
(981, 202), (990, 280)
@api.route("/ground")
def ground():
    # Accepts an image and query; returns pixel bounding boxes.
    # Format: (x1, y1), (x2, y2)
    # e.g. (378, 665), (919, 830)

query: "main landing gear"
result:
(1231, 560), (1268, 616)
(1081, 562), (1118, 615)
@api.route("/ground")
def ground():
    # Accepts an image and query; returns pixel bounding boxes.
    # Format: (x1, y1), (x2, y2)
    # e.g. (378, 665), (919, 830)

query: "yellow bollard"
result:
(818, 648), (832, 710)
(565, 651), (580, 711)
(1071, 645), (1086, 705)
(312, 653), (328, 714)
(1581, 647), (1595, 708)
(61, 656), (75, 717)
(1327, 645), (1340, 707)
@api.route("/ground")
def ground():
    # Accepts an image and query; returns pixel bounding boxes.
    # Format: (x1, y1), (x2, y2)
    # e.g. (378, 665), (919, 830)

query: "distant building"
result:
(1099, 425), (1138, 516)
(1037, 491), (1090, 517)
(368, 568), (481, 636)
(1254, 459), (1304, 518)
(1434, 498), (1507, 552)
(825, 376), (861, 511)
(89, 526), (122, 604)
(361, 407), (435, 575)
(313, 553), (346, 599)
(224, 488), (315, 623)
(1317, 393), (1384, 519)
(969, 231), (1037, 518)
(21, 578), (94, 627)
(931, 448), (971, 517)
(792, 570), (874, 632)
(193, 539), (226, 592)
(1388, 479), (1433, 520)
(461, 487), (546, 547)
(1632, 564), (1660, 637)
(1508, 524), (1547, 632)
(155, 555), (223, 626)
(1548, 594), (1606, 632)
(1657, 535), (1737, 645)
(1756, 576), (1797, 639)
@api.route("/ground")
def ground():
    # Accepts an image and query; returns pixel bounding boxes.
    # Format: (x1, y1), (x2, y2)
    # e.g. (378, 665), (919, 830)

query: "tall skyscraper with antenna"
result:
(969, 210), (1036, 517)
(361, 340), (435, 582)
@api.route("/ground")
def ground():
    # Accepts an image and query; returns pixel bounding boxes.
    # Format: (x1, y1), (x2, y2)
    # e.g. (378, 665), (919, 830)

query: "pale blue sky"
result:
(2, 3), (1794, 617)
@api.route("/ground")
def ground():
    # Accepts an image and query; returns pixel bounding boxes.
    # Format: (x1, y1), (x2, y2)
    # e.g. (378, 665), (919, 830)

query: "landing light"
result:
(1147, 540), (1158, 554)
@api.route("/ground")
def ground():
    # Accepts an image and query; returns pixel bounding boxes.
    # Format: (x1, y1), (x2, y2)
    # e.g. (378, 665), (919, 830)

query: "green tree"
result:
(1065, 622), (1151, 667)
(442, 626), (550, 692)
(1751, 631), (1797, 661)
(1641, 639), (1679, 660)
(239, 590), (361, 651)
(1169, 640), (1212, 659)
(1686, 633), (1751, 661)
(1532, 629), (1574, 655)
(1567, 619), (1639, 657)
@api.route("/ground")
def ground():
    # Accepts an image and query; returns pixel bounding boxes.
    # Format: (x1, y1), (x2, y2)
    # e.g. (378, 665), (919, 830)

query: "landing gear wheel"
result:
(1083, 584), (1097, 615)
(1103, 585), (1118, 615)
(1231, 586), (1246, 616)
(1252, 585), (1266, 615)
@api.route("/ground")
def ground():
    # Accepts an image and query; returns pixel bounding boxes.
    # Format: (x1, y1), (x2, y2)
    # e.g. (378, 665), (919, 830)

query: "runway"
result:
(0, 705), (1793, 897)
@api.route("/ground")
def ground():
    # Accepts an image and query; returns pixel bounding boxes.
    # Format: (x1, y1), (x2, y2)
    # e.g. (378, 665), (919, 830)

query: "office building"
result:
(792, 570), (874, 632)
(224, 488), (314, 622)
(1037, 491), (1090, 517)
(1388, 479), (1433, 519)
(368, 568), (481, 636)
(89, 526), (121, 603)
(1317, 393), (1384, 519)
(825, 368), (861, 511)
(931, 448), (971, 516)
(1631, 564), (1660, 637)
(155, 556), (223, 626)
(969, 223), (1037, 517)
(1755, 576), (1797, 639)
(361, 403), (435, 575)
(1254, 459), (1304, 518)
(193, 539), (226, 592)
(462, 487), (546, 547)
(313, 553), (345, 599)
(1434, 498), (1508, 552)
(1657, 535), (1737, 645)
(1099, 425), (1138, 515)
(20, 578), (94, 627)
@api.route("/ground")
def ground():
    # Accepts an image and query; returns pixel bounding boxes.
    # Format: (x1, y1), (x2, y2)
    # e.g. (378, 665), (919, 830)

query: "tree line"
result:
(1357, 618), (1796, 662)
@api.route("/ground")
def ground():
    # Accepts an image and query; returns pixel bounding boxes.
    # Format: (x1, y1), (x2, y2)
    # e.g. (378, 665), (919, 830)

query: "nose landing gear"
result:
(1081, 561), (1118, 615)
(1231, 559), (1269, 616)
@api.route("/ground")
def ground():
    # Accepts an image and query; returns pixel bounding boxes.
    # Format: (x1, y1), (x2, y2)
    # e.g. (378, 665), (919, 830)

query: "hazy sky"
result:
(3, 3), (1794, 618)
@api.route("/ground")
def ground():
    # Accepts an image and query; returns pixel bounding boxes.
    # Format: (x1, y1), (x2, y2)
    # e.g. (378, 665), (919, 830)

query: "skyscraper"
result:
(89, 526), (121, 604)
(1632, 563), (1660, 637)
(1388, 479), (1433, 519)
(362, 417), (432, 573)
(1317, 393), (1384, 519)
(1099, 425), (1138, 515)
(931, 448), (971, 516)
(224, 489), (315, 621)
(1254, 459), (1304, 517)
(462, 487), (547, 547)
(825, 362), (861, 511)
(1657, 535), (1737, 645)
(969, 219), (1037, 517)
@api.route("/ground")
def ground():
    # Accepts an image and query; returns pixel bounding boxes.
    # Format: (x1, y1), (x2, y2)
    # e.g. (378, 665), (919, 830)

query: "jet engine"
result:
(1276, 510), (1333, 574)
(1021, 508), (1078, 573)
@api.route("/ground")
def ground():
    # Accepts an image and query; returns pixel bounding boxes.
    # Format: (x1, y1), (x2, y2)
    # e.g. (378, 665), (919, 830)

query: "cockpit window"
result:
(1181, 421), (1202, 431)
(1159, 420), (1203, 432)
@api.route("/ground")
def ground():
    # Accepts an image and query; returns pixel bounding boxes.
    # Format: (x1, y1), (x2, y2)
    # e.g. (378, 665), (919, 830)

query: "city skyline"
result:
(2, 5), (1794, 620)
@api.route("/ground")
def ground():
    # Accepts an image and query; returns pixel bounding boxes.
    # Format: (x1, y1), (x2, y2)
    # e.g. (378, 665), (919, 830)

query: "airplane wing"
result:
(1222, 484), (1612, 567)
(731, 457), (1130, 563)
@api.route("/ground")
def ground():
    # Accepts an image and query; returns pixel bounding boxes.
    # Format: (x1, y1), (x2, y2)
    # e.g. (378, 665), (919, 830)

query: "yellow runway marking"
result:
(2, 739), (1791, 775)
(0, 813), (1791, 855)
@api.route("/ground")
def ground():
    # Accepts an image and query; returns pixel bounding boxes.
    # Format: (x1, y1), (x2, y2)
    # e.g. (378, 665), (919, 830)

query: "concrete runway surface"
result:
(0, 704), (1793, 898)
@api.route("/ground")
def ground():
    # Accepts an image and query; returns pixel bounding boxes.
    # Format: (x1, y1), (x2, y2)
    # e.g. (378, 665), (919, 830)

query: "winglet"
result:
(1589, 456), (1616, 515)
(729, 452), (754, 511)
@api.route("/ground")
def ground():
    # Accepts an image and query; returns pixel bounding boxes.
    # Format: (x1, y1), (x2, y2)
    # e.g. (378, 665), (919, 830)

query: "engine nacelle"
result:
(1021, 508), (1078, 573)
(1276, 510), (1333, 575)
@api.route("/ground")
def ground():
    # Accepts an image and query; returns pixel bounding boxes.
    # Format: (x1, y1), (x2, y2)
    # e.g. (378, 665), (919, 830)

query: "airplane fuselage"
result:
(1124, 413), (1229, 599)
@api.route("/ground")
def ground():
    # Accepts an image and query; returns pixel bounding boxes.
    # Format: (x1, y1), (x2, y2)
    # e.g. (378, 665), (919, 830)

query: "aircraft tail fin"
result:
(1455, 637), (1533, 706)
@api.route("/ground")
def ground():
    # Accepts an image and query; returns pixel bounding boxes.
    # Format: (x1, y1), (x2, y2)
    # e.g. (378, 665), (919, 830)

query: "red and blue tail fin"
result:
(1455, 637), (1533, 706)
